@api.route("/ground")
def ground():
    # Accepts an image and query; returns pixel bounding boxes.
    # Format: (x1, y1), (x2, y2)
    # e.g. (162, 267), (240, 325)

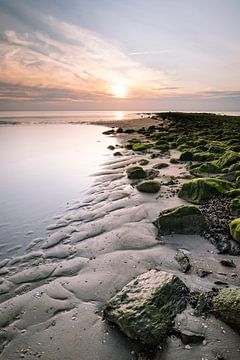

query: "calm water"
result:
(0, 120), (117, 259)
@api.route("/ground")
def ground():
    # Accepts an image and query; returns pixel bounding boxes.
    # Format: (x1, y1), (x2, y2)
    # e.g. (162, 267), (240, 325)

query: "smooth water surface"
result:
(0, 123), (114, 258)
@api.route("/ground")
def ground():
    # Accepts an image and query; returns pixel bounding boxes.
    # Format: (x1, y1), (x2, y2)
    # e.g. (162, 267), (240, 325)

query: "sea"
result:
(0, 110), (239, 259)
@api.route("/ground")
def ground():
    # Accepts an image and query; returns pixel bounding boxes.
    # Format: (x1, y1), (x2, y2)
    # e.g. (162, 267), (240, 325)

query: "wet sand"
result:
(0, 116), (239, 360)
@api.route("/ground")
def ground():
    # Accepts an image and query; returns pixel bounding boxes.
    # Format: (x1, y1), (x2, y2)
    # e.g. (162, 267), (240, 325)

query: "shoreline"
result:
(0, 113), (239, 359)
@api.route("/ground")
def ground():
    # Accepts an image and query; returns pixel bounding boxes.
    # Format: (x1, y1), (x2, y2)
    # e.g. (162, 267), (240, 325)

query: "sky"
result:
(0, 0), (239, 111)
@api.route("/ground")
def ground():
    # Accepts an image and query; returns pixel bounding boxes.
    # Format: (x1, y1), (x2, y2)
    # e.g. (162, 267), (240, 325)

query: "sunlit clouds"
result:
(0, 0), (240, 111)
(0, 16), (175, 105)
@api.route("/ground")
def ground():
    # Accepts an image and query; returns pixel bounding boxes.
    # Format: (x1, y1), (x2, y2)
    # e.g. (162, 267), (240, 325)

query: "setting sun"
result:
(111, 83), (128, 98)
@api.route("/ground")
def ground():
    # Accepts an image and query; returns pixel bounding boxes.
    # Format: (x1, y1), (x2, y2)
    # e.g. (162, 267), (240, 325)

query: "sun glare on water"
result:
(111, 83), (128, 98)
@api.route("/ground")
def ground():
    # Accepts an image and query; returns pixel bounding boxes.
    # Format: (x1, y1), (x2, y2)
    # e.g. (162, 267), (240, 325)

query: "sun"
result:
(111, 83), (128, 98)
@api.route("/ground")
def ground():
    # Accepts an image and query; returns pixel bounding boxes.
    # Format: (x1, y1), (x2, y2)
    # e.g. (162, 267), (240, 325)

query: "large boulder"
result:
(127, 166), (147, 180)
(229, 218), (240, 242)
(103, 270), (189, 348)
(213, 288), (240, 333)
(178, 178), (232, 204)
(153, 205), (205, 235)
(136, 180), (161, 193)
(215, 151), (240, 169)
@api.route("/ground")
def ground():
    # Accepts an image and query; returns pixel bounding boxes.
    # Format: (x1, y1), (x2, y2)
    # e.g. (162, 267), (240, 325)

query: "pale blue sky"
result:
(0, 0), (239, 110)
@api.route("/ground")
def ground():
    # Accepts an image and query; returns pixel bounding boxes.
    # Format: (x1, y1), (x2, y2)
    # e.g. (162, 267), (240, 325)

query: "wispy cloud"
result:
(0, 16), (178, 104)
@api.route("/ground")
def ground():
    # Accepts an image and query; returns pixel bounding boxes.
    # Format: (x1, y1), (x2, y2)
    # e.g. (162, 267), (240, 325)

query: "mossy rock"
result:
(170, 158), (179, 164)
(103, 129), (115, 135)
(192, 152), (215, 162)
(178, 178), (233, 204)
(153, 162), (169, 169)
(154, 205), (205, 235)
(213, 288), (240, 333)
(229, 162), (240, 172)
(137, 180), (161, 193)
(179, 151), (194, 161)
(108, 145), (115, 150)
(103, 270), (189, 348)
(236, 176), (240, 188)
(215, 151), (240, 169)
(229, 218), (240, 242)
(228, 188), (240, 198)
(127, 166), (147, 180)
(220, 171), (240, 182)
(132, 143), (149, 151)
(154, 143), (169, 152)
(138, 159), (149, 166)
(190, 162), (220, 177)
(207, 144), (226, 154)
(229, 197), (240, 217)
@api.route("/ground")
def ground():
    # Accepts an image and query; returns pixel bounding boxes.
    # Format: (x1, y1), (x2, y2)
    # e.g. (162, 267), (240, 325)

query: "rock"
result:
(132, 143), (149, 151)
(229, 162), (240, 172)
(153, 162), (169, 169)
(175, 251), (191, 273)
(136, 180), (161, 193)
(138, 159), (149, 166)
(103, 270), (189, 348)
(196, 268), (212, 278)
(116, 127), (124, 133)
(193, 292), (209, 316)
(170, 158), (179, 164)
(103, 129), (115, 135)
(220, 170), (240, 182)
(229, 197), (240, 216)
(161, 175), (174, 185)
(220, 259), (236, 268)
(215, 151), (240, 169)
(127, 166), (147, 180)
(229, 218), (240, 242)
(213, 288), (240, 333)
(192, 152), (216, 162)
(153, 205), (205, 235)
(108, 145), (115, 150)
(190, 162), (220, 177)
(178, 178), (232, 204)
(179, 151), (194, 161)
(178, 329), (205, 345)
(113, 151), (123, 156)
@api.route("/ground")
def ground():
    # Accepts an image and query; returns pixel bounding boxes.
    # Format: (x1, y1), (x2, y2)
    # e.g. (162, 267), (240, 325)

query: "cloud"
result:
(0, 15), (177, 104)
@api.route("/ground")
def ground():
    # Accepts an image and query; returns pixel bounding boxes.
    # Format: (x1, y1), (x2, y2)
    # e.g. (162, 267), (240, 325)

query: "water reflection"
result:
(0, 124), (114, 258)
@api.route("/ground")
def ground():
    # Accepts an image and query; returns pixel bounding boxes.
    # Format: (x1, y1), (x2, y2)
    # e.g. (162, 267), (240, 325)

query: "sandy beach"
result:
(0, 113), (239, 360)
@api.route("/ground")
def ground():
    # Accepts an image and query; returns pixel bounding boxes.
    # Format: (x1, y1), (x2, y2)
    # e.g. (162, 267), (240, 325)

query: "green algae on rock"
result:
(153, 162), (169, 169)
(178, 178), (232, 204)
(229, 218), (240, 242)
(127, 166), (147, 180)
(103, 270), (189, 348)
(215, 151), (240, 169)
(213, 288), (240, 333)
(190, 162), (220, 177)
(153, 205), (205, 235)
(132, 143), (150, 151)
(229, 197), (240, 216)
(136, 180), (161, 193)
(138, 159), (149, 166)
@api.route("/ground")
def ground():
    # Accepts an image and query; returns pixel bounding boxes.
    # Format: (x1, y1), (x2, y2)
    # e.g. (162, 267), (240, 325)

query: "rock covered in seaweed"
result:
(103, 270), (189, 348)
(126, 166), (147, 180)
(229, 218), (240, 242)
(213, 288), (240, 333)
(136, 180), (161, 193)
(229, 197), (240, 217)
(153, 205), (205, 235)
(178, 178), (232, 204)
